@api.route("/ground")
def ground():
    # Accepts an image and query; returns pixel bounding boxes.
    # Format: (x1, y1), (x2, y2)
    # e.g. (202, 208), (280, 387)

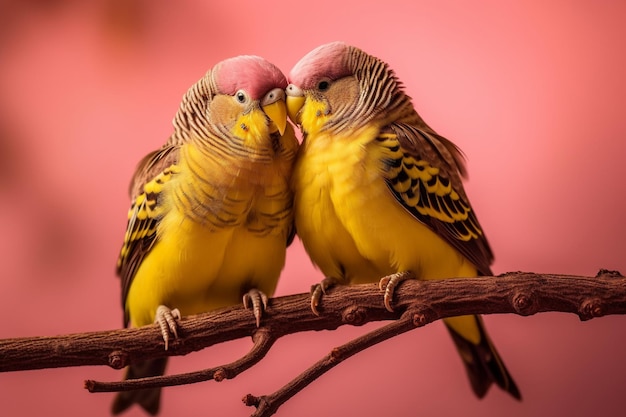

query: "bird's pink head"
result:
(214, 55), (287, 100)
(288, 41), (352, 89)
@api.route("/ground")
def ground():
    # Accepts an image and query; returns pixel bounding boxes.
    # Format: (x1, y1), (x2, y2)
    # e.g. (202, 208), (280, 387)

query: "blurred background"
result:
(1, 0), (625, 416)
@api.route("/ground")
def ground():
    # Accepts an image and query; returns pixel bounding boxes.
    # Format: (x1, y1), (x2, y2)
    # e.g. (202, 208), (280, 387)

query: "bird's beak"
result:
(286, 84), (305, 124)
(262, 100), (287, 135)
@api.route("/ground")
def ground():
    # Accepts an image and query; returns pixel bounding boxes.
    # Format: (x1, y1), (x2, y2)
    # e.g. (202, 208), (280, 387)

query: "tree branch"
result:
(1, 271), (624, 416)
(86, 327), (277, 392)
(243, 308), (421, 416)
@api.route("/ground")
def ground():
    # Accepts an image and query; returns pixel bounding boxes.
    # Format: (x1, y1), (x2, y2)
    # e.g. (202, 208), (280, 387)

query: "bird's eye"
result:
(317, 79), (330, 91)
(236, 90), (247, 103)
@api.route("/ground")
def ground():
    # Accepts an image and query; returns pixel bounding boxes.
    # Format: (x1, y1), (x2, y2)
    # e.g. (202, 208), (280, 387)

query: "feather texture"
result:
(378, 124), (493, 276)
(113, 55), (297, 414)
(288, 42), (519, 400)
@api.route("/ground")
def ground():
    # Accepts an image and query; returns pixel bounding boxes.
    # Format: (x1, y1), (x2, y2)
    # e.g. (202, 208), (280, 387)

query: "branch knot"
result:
(213, 368), (227, 382)
(107, 351), (128, 369)
(596, 269), (624, 278)
(342, 305), (368, 326)
(242, 393), (261, 407)
(579, 297), (604, 321)
(511, 291), (538, 316)
(411, 312), (427, 327)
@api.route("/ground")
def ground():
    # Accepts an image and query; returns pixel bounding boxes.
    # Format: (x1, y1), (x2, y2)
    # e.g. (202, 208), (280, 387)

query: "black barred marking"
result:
(454, 220), (470, 237)
(170, 73), (274, 165)
(405, 186), (416, 200)
(416, 180), (427, 208)
(145, 192), (158, 204)
(441, 194), (457, 218)
(396, 169), (409, 184)
(325, 46), (413, 134)
(454, 198), (468, 214)
(376, 128), (493, 275)
(117, 164), (180, 323)
(439, 197), (454, 219)
(427, 187), (441, 213)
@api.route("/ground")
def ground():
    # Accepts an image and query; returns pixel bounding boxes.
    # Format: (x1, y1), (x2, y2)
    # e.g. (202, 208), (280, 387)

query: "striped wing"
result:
(116, 145), (179, 326)
(379, 123), (494, 276)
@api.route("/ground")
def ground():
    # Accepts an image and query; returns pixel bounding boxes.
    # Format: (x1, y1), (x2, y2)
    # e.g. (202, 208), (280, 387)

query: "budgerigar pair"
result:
(112, 42), (520, 415)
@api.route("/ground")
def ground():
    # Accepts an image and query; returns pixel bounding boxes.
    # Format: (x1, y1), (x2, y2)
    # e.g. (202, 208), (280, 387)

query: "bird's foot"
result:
(379, 271), (414, 312)
(155, 305), (181, 351)
(310, 276), (340, 316)
(243, 289), (269, 327)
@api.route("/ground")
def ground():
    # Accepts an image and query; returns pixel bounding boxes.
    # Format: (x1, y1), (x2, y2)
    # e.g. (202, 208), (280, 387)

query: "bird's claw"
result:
(310, 277), (338, 316)
(243, 289), (269, 327)
(155, 305), (181, 351)
(379, 271), (413, 312)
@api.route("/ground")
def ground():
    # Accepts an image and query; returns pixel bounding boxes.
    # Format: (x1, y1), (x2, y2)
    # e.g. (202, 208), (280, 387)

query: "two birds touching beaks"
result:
(112, 41), (521, 415)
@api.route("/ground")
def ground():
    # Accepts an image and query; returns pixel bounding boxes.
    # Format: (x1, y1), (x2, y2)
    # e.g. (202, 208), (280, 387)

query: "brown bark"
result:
(1, 270), (624, 416)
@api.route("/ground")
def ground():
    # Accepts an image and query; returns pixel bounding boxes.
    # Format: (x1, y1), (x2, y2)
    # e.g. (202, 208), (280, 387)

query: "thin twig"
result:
(85, 328), (276, 392)
(243, 308), (423, 417)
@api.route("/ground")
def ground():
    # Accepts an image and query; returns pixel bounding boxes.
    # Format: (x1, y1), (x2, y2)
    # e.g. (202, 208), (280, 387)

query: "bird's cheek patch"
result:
(209, 95), (242, 127)
(300, 99), (331, 133)
(232, 110), (269, 145)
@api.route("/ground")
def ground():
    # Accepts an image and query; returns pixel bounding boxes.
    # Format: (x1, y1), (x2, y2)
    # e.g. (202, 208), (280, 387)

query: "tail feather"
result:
(111, 357), (168, 415)
(445, 315), (521, 400)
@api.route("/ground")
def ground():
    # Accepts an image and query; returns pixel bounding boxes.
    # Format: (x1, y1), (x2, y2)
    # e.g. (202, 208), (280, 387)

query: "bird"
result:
(286, 41), (520, 400)
(112, 55), (298, 415)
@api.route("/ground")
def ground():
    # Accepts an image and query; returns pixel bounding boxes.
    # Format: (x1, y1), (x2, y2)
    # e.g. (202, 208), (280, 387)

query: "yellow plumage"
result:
(124, 136), (296, 328)
(293, 116), (481, 339)
(113, 56), (297, 415)
(287, 41), (519, 400)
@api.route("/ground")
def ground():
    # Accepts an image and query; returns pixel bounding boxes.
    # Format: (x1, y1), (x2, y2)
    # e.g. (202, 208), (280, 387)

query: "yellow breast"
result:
(293, 127), (477, 285)
(126, 142), (292, 327)
(293, 125), (392, 283)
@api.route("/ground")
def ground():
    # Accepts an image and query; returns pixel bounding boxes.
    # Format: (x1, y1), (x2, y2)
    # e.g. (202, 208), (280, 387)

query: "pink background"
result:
(1, 1), (625, 416)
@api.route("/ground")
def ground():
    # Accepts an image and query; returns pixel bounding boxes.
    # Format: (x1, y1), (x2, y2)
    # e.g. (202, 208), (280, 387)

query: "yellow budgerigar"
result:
(286, 42), (520, 400)
(112, 56), (298, 415)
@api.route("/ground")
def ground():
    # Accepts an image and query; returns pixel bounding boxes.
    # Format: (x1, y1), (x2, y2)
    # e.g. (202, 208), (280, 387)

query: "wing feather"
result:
(378, 124), (493, 275)
(116, 144), (180, 326)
